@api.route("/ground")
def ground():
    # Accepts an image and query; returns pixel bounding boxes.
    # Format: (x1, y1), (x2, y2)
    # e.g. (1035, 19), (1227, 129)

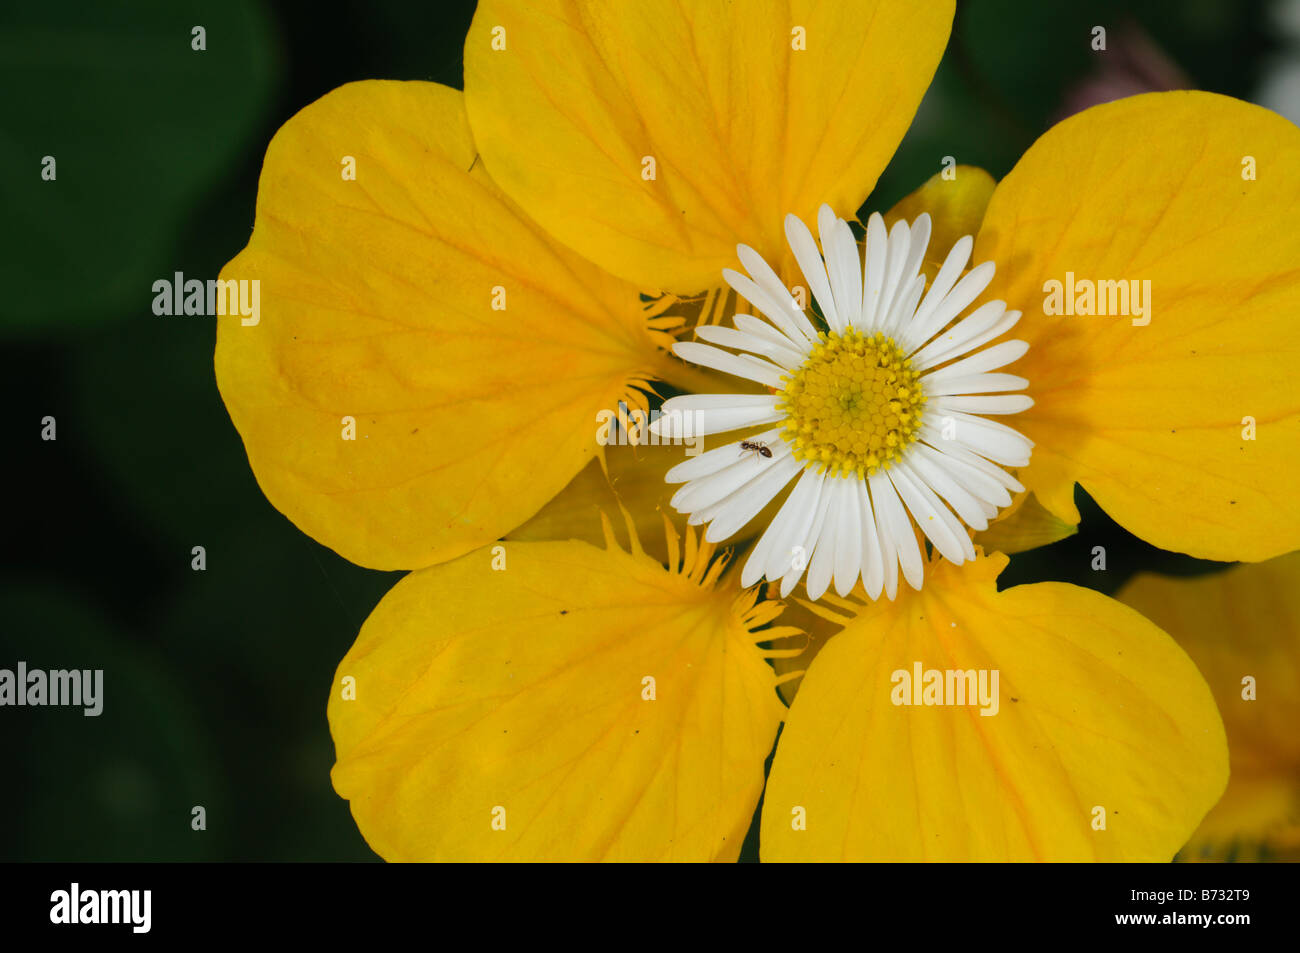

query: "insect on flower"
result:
(740, 440), (773, 459)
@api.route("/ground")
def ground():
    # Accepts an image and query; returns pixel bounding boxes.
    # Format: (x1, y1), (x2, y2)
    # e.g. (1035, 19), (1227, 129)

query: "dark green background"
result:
(0, 0), (1280, 861)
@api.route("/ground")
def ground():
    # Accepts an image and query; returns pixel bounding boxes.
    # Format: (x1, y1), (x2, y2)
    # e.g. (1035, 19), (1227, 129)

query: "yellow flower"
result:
(1119, 553), (1300, 862)
(214, 0), (1300, 860)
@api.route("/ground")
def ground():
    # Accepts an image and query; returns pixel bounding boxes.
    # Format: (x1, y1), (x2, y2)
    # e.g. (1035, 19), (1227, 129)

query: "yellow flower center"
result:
(776, 328), (925, 479)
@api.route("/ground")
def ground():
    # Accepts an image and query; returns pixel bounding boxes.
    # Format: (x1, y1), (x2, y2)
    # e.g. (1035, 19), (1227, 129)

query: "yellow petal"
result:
(761, 552), (1227, 861)
(975, 491), (1078, 556)
(328, 523), (787, 861)
(508, 436), (787, 563)
(885, 164), (997, 280)
(1119, 553), (1300, 859)
(215, 81), (666, 570)
(769, 596), (847, 705)
(975, 92), (1300, 561)
(464, 0), (954, 292)
(506, 444), (680, 560)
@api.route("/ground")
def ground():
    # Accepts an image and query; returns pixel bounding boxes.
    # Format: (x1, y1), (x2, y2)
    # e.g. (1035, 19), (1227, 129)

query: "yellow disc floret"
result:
(776, 328), (925, 479)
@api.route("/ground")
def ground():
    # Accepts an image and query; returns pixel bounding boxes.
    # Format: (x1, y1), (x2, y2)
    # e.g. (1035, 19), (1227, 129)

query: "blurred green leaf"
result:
(0, 0), (278, 334)
(1, 582), (224, 861)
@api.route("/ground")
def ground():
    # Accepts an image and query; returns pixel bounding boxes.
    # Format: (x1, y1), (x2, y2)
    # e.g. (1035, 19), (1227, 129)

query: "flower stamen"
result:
(776, 328), (925, 479)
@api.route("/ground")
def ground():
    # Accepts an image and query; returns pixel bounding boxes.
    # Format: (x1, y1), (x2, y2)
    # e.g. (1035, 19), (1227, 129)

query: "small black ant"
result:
(740, 440), (773, 459)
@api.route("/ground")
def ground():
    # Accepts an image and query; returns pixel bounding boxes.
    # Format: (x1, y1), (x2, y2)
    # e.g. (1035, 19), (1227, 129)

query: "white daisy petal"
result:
(693, 323), (803, 369)
(833, 476), (863, 597)
(910, 233), (972, 328)
(690, 324), (764, 352)
(735, 244), (819, 342)
(856, 478), (885, 600)
(925, 310), (1023, 368)
(702, 454), (801, 543)
(916, 260), (997, 346)
(881, 272), (926, 339)
(881, 219), (931, 338)
(804, 485), (840, 601)
(902, 213), (932, 288)
(740, 465), (811, 586)
(672, 341), (786, 389)
(931, 394), (1035, 415)
(652, 394), (781, 437)
(926, 439), (1024, 494)
(876, 218), (912, 335)
(664, 428), (783, 483)
(910, 299), (1006, 369)
(685, 464), (768, 528)
(671, 450), (782, 513)
(818, 204), (862, 334)
(860, 212), (889, 330)
(870, 470), (921, 595)
(742, 467), (822, 587)
(908, 243), (989, 349)
(785, 212), (839, 333)
(914, 442), (1015, 509)
(923, 339), (1030, 383)
(733, 313), (805, 352)
(780, 479), (835, 598)
(890, 461), (975, 564)
(925, 372), (1029, 397)
(834, 218), (865, 328)
(764, 468), (828, 582)
(905, 448), (993, 530)
(722, 268), (812, 347)
(921, 413), (1033, 468)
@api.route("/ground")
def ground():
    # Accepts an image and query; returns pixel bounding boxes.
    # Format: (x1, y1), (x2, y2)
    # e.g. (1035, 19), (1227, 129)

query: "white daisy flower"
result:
(649, 203), (1033, 601)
